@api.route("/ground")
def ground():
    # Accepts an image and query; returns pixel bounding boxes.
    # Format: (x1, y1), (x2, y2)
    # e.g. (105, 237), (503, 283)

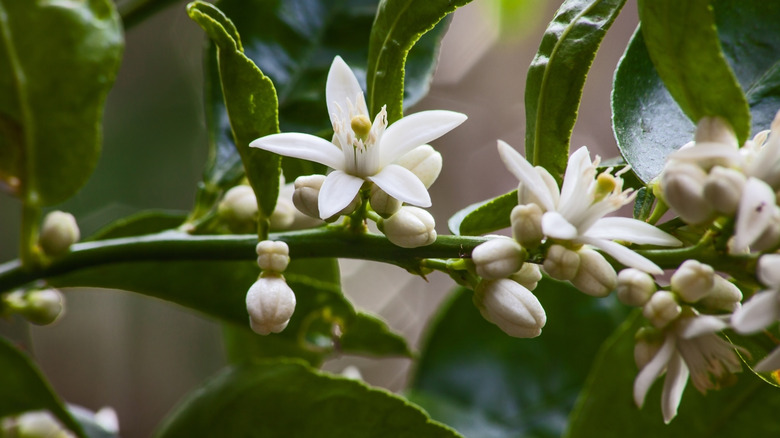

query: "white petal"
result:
(326, 56), (367, 119)
(318, 171), (364, 219)
(661, 351), (689, 424)
(669, 142), (741, 161)
(758, 254), (780, 288)
(634, 335), (675, 408)
(731, 290), (780, 334)
(541, 211), (578, 239)
(587, 217), (682, 246)
(497, 141), (555, 211)
(754, 345), (780, 373)
(250, 133), (345, 170)
(678, 315), (728, 338)
(733, 178), (776, 253)
(368, 164), (431, 207)
(579, 236), (663, 275)
(379, 110), (467, 166)
(558, 146), (593, 208)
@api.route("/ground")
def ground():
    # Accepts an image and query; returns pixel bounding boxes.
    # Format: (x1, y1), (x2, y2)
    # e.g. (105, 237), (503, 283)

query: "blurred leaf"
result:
(154, 359), (463, 438)
(339, 312), (410, 357)
(725, 328), (780, 389)
(566, 313), (780, 437)
(411, 279), (627, 438)
(525, 0), (626, 182)
(87, 210), (186, 241)
(188, 1), (281, 233)
(0, 0), (122, 204)
(633, 188), (655, 221)
(613, 0), (780, 182)
(367, 0), (471, 123)
(447, 190), (517, 236)
(0, 336), (85, 438)
(118, 0), (185, 29)
(637, 0), (750, 144)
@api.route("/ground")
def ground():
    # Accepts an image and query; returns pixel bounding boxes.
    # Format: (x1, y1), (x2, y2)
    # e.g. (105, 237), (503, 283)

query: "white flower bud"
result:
(395, 144), (442, 188)
(703, 166), (745, 214)
(661, 162), (714, 224)
(38, 211), (80, 257)
(694, 116), (738, 150)
(510, 262), (542, 291)
(616, 268), (656, 307)
(218, 185), (258, 232)
(511, 204), (544, 248)
(255, 240), (290, 273)
(473, 279), (546, 338)
(382, 206), (436, 248)
(4, 411), (73, 438)
(340, 365), (363, 381)
(670, 260), (714, 302)
(758, 253), (780, 288)
(246, 277), (296, 335)
(293, 175), (326, 219)
(369, 184), (401, 217)
(23, 289), (65, 325)
(269, 198), (296, 230)
(543, 244), (579, 281)
(643, 291), (681, 328)
(571, 248), (617, 297)
(472, 238), (525, 280)
(699, 276), (743, 312)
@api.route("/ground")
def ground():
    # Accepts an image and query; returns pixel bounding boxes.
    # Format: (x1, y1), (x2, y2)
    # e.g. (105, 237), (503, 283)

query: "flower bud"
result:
(571, 248), (617, 297)
(616, 268), (656, 307)
(382, 206), (436, 248)
(38, 211), (80, 257)
(218, 185), (258, 233)
(511, 204), (544, 248)
(3, 289), (65, 326)
(256, 240), (290, 273)
(643, 291), (681, 328)
(694, 116), (738, 150)
(395, 145), (442, 188)
(4, 411), (72, 438)
(699, 276), (743, 312)
(758, 253), (780, 287)
(269, 198), (296, 230)
(471, 237), (525, 280)
(703, 166), (745, 215)
(661, 162), (713, 224)
(369, 184), (401, 217)
(670, 260), (714, 303)
(293, 175), (326, 219)
(510, 261), (542, 291)
(473, 279), (546, 338)
(246, 277), (296, 335)
(543, 244), (579, 281)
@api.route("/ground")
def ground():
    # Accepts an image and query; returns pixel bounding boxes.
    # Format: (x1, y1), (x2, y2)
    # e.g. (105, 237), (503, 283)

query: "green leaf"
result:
(411, 280), (627, 437)
(0, 336), (85, 438)
(525, 0), (626, 182)
(367, 0), (472, 123)
(188, 1), (281, 235)
(0, 0), (122, 205)
(87, 210), (186, 241)
(155, 359), (463, 438)
(566, 313), (780, 437)
(637, 0), (750, 145)
(447, 190), (517, 236)
(613, 0), (780, 182)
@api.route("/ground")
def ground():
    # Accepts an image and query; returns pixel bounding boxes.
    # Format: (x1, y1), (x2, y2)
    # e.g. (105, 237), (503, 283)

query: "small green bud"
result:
(38, 211), (80, 257)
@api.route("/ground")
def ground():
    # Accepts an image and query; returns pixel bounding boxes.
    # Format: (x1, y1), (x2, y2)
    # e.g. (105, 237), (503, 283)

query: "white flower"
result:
(497, 141), (681, 274)
(634, 313), (741, 423)
(250, 56), (467, 219)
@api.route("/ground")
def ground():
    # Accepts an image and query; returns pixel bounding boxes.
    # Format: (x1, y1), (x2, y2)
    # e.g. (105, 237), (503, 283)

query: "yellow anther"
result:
(594, 173), (617, 201)
(350, 115), (372, 141)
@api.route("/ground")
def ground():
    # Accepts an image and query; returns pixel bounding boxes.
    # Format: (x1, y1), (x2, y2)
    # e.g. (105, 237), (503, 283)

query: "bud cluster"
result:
(2, 288), (65, 325)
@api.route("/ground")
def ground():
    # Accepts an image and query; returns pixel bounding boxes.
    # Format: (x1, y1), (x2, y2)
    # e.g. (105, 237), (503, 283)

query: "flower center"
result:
(351, 115), (372, 143)
(594, 173), (617, 202)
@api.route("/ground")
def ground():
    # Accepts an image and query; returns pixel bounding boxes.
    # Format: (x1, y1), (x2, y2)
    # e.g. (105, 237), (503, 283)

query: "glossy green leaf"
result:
(367, 0), (471, 123)
(447, 190), (517, 236)
(411, 280), (628, 437)
(614, 0), (780, 182)
(0, 336), (85, 438)
(188, 1), (281, 236)
(0, 0), (122, 205)
(525, 0), (626, 182)
(155, 359), (463, 438)
(637, 0), (750, 145)
(566, 313), (780, 437)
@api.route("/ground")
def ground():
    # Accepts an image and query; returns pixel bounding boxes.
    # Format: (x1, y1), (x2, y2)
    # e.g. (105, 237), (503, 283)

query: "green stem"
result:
(19, 202), (41, 268)
(0, 228), (489, 293)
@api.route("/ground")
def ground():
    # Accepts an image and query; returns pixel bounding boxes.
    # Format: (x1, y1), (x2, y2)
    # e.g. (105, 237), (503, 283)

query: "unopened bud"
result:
(699, 276), (743, 312)
(293, 175), (326, 219)
(543, 244), (579, 281)
(758, 253), (780, 287)
(511, 204), (544, 248)
(3, 289), (65, 326)
(395, 145), (442, 188)
(256, 240), (290, 273)
(616, 268), (656, 307)
(246, 277), (296, 335)
(218, 185), (258, 233)
(694, 116), (738, 151)
(661, 162), (713, 224)
(269, 198), (296, 230)
(38, 211), (80, 257)
(472, 237), (525, 280)
(473, 279), (546, 338)
(571, 248), (617, 297)
(510, 262), (542, 291)
(4, 411), (73, 438)
(643, 291), (681, 328)
(382, 206), (436, 248)
(369, 184), (401, 217)
(703, 166), (745, 215)
(670, 260), (714, 302)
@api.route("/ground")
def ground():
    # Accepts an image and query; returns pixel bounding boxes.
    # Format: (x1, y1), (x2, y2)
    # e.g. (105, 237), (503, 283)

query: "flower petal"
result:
(634, 334), (675, 408)
(732, 177), (776, 253)
(541, 211), (578, 239)
(758, 254), (780, 288)
(368, 164), (431, 207)
(579, 236), (663, 275)
(318, 170), (364, 219)
(586, 217), (682, 246)
(678, 314), (728, 338)
(326, 56), (367, 119)
(250, 133), (345, 170)
(661, 351), (689, 424)
(558, 146), (593, 210)
(731, 290), (780, 334)
(497, 140), (556, 211)
(754, 345), (780, 373)
(379, 110), (467, 166)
